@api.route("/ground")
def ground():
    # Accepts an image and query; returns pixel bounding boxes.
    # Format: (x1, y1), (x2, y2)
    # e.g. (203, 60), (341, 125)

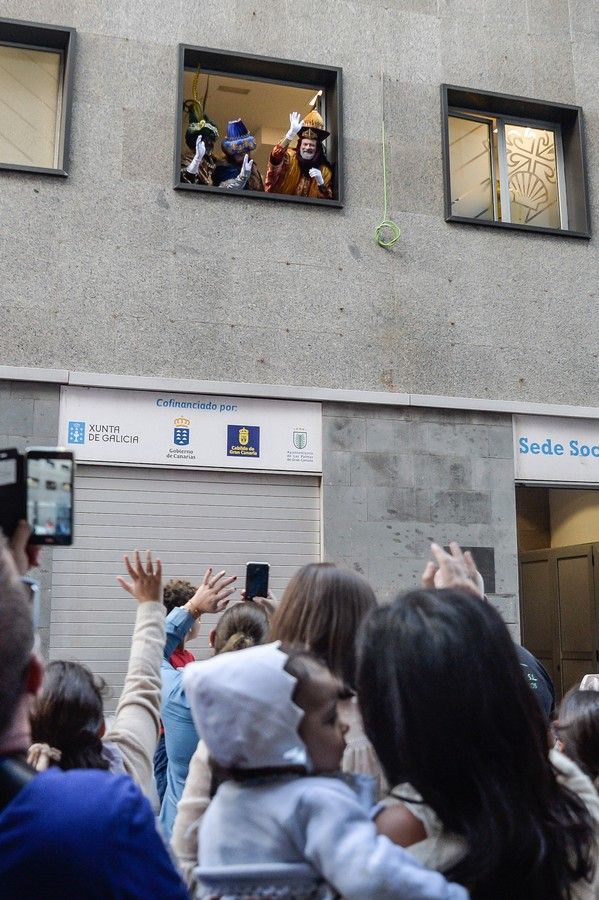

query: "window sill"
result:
(0, 161), (68, 178)
(174, 180), (343, 209)
(446, 214), (590, 240)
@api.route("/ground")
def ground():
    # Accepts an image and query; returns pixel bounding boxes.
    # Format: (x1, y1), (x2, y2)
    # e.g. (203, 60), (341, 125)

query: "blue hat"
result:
(222, 119), (257, 155)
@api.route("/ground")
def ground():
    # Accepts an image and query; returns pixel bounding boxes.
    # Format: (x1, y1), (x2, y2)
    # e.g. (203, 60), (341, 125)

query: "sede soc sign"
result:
(514, 415), (599, 483)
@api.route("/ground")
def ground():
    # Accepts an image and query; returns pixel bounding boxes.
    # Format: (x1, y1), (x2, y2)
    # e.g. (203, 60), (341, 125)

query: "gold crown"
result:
(302, 110), (324, 130)
(174, 417), (191, 427)
(298, 108), (330, 140)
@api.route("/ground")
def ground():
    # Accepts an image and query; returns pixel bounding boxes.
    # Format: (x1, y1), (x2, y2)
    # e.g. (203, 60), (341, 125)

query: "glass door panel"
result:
(448, 115), (494, 220)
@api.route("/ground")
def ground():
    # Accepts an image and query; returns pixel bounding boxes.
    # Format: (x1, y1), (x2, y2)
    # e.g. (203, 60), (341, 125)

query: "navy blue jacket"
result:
(0, 766), (188, 898)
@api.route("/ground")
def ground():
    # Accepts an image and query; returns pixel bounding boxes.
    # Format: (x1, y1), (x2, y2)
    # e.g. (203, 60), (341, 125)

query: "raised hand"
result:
(241, 153), (253, 177)
(286, 111), (303, 141)
(421, 541), (484, 598)
(117, 549), (163, 604)
(186, 136), (206, 175)
(195, 136), (206, 161)
(186, 567), (237, 618)
(240, 587), (279, 618)
(9, 520), (41, 575)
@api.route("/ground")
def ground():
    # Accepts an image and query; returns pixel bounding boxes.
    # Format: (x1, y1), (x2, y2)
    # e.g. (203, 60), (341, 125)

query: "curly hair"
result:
(163, 579), (197, 615)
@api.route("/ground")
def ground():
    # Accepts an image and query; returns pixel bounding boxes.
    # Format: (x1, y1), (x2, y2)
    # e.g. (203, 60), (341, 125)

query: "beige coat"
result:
(103, 600), (164, 807)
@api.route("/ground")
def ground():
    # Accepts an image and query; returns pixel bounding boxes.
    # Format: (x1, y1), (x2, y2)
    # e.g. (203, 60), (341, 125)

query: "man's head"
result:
(184, 115), (219, 155)
(164, 578), (201, 643)
(222, 118), (256, 164)
(298, 137), (317, 161)
(0, 539), (38, 744)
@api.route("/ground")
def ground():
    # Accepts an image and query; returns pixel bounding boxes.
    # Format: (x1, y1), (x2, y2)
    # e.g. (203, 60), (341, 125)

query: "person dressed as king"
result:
(265, 109), (333, 199)
(213, 119), (265, 191)
(180, 106), (220, 186)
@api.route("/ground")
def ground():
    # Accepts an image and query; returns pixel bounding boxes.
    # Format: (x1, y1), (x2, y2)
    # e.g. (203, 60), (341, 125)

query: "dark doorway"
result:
(516, 485), (599, 699)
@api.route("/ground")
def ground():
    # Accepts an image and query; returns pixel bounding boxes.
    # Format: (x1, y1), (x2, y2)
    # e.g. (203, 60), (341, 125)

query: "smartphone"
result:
(245, 561), (269, 601)
(0, 448), (25, 540)
(26, 448), (74, 545)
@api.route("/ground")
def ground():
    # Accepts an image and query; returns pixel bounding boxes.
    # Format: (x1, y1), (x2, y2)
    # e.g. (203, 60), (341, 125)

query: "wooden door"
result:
(554, 545), (598, 695)
(519, 549), (558, 688)
(519, 543), (599, 699)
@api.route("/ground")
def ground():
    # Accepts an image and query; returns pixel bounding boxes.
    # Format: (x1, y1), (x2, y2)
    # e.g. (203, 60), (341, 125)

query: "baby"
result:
(183, 642), (468, 899)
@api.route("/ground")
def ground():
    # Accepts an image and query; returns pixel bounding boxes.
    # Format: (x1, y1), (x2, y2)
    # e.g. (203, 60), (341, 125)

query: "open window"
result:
(0, 18), (75, 176)
(175, 46), (343, 207)
(442, 85), (589, 238)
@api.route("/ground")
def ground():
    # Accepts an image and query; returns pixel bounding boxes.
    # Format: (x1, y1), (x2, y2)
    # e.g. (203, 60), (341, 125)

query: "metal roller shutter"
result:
(50, 464), (321, 711)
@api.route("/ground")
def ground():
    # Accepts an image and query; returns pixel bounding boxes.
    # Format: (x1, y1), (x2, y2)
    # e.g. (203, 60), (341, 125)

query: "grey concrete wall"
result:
(322, 402), (520, 636)
(0, 381), (61, 657)
(0, 1), (597, 406)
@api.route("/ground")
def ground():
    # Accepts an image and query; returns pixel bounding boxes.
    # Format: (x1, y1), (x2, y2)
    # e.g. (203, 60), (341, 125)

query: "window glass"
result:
(448, 115), (494, 220)
(0, 44), (62, 168)
(505, 124), (560, 229)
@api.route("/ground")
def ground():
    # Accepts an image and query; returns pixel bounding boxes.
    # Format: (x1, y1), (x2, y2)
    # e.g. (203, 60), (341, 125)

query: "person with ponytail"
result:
(171, 601), (269, 885)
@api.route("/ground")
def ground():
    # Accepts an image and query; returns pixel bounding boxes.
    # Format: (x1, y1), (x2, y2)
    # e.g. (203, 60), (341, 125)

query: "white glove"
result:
(309, 167), (324, 186)
(286, 111), (303, 142)
(186, 136), (206, 175)
(241, 153), (253, 178)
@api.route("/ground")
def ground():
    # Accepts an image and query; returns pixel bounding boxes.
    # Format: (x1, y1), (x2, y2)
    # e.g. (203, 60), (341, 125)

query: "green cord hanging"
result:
(374, 118), (401, 248)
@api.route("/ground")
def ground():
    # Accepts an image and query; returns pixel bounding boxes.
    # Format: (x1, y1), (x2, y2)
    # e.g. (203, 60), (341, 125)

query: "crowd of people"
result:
(0, 521), (598, 899)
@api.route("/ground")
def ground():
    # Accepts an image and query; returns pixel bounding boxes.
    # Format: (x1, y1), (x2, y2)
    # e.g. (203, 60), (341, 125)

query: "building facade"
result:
(1, 0), (598, 703)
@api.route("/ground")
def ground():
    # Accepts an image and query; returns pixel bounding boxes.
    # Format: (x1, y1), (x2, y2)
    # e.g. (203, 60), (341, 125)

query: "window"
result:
(175, 46), (343, 207)
(0, 18), (75, 176)
(442, 85), (589, 238)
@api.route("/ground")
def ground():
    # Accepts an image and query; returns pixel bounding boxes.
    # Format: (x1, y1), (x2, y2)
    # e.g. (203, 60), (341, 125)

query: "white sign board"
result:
(59, 386), (322, 473)
(514, 415), (599, 484)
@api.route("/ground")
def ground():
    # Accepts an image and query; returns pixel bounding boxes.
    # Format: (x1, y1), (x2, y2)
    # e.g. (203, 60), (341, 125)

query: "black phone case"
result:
(0, 451), (25, 541)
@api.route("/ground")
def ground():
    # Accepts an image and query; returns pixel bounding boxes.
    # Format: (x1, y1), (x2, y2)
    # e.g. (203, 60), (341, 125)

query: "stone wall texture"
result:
(0, 1), (598, 404)
(322, 402), (519, 633)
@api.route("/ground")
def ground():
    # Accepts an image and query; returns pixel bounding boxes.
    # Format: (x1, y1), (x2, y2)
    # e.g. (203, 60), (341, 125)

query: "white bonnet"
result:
(182, 641), (312, 771)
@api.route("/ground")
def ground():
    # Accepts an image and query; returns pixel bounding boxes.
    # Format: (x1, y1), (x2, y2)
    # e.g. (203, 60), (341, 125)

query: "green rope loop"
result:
(374, 119), (401, 248)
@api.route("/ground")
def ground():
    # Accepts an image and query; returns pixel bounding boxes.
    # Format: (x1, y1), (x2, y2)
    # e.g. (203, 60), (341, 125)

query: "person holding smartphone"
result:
(0, 527), (188, 899)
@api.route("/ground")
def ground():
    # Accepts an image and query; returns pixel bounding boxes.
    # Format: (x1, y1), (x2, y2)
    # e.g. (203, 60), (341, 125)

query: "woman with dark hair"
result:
(30, 660), (110, 772)
(171, 601), (270, 885)
(28, 551), (235, 813)
(268, 562), (383, 787)
(357, 585), (599, 899)
(29, 551), (166, 801)
(555, 689), (599, 789)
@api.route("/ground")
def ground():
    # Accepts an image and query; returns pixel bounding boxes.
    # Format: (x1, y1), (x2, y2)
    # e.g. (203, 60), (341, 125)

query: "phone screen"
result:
(26, 453), (74, 545)
(245, 562), (269, 601)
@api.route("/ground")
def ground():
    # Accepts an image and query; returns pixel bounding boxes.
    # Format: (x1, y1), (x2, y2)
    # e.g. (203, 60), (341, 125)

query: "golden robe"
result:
(265, 141), (333, 199)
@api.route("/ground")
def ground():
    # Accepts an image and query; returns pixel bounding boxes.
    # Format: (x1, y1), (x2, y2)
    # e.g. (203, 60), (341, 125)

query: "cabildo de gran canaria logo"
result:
(173, 416), (191, 446)
(227, 425), (260, 458)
